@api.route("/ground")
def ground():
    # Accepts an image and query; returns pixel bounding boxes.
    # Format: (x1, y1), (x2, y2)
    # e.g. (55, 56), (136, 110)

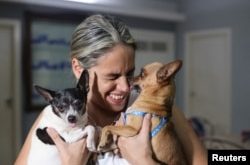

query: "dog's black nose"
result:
(68, 115), (76, 123)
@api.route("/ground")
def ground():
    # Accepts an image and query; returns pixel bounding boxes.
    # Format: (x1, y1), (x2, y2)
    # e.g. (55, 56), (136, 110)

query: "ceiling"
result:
(4, 0), (186, 22)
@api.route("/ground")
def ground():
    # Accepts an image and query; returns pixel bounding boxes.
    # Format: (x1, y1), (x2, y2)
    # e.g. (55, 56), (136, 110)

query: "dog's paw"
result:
(97, 142), (106, 152)
(97, 137), (108, 151)
(97, 134), (113, 152)
(87, 141), (96, 152)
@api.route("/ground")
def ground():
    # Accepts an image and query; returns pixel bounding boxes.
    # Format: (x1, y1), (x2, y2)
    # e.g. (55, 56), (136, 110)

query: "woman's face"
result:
(88, 44), (135, 113)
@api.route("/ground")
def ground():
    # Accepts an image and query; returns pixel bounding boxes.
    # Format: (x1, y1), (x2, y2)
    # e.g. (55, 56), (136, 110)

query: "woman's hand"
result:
(46, 128), (90, 165)
(117, 114), (158, 165)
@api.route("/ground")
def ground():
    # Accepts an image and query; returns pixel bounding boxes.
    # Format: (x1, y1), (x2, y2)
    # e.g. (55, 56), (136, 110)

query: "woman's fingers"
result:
(139, 113), (152, 139)
(46, 127), (90, 165)
(46, 127), (66, 153)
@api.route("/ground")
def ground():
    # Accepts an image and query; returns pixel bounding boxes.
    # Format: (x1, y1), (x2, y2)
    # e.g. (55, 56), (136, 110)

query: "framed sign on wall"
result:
(23, 12), (87, 111)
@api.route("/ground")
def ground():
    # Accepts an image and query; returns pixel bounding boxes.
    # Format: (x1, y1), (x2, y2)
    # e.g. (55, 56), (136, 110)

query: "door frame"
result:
(0, 19), (22, 156)
(184, 28), (232, 130)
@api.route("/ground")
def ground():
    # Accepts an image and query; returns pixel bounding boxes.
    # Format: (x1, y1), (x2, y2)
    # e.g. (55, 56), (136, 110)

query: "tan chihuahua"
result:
(97, 60), (186, 165)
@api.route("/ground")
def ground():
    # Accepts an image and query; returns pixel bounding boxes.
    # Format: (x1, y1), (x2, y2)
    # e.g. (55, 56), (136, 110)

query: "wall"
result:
(176, 0), (250, 133)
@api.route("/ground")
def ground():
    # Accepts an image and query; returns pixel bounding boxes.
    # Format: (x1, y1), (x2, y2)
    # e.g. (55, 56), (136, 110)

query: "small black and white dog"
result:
(27, 70), (96, 165)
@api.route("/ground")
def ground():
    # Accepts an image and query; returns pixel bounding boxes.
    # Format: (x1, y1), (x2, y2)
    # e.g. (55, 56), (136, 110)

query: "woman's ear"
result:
(72, 58), (84, 79)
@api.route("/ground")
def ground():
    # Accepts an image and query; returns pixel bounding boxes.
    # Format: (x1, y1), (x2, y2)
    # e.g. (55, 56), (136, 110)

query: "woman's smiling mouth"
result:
(108, 93), (127, 105)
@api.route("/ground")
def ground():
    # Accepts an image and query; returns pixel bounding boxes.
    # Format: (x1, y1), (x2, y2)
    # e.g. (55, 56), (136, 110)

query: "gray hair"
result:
(70, 14), (136, 69)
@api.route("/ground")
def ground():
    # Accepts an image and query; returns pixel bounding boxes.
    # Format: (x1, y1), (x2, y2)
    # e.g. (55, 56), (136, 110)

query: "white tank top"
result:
(97, 152), (130, 165)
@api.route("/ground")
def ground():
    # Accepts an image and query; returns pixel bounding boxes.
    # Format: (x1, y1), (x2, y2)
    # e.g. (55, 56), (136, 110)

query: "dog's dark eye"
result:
(140, 69), (146, 78)
(56, 105), (64, 112)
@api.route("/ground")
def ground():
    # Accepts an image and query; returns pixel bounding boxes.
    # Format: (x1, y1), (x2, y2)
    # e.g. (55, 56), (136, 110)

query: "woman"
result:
(15, 14), (207, 165)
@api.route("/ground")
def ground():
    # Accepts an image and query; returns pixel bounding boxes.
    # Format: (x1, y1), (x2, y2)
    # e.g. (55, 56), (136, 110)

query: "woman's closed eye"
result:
(106, 73), (120, 80)
(105, 68), (134, 81)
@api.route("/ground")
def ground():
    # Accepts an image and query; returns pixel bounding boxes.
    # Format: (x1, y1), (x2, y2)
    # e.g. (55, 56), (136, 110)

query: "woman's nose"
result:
(117, 76), (130, 92)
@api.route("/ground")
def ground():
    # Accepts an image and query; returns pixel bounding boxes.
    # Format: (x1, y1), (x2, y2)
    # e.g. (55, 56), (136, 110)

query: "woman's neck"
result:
(87, 102), (120, 127)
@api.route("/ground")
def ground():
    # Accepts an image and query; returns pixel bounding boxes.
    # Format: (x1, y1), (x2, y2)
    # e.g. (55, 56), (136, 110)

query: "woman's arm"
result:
(14, 111), (44, 165)
(172, 106), (208, 165)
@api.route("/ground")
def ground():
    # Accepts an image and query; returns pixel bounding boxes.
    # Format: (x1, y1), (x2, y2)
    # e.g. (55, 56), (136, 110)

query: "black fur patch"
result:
(51, 106), (60, 117)
(36, 127), (65, 145)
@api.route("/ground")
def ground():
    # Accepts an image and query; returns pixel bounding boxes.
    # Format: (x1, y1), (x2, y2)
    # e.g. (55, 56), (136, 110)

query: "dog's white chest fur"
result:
(27, 105), (95, 165)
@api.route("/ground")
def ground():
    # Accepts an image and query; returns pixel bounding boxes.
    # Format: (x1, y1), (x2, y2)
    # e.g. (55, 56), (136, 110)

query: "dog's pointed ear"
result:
(34, 85), (56, 102)
(77, 69), (89, 93)
(156, 60), (182, 84)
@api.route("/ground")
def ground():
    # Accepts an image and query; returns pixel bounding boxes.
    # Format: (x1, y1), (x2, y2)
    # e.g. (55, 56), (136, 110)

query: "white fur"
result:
(27, 105), (96, 165)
